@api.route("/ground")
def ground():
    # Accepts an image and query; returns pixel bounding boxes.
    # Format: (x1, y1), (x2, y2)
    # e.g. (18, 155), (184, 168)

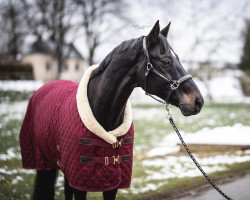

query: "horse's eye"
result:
(163, 58), (171, 65)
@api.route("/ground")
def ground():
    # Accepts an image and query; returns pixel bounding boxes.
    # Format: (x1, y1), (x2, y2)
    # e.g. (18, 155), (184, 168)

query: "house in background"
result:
(60, 43), (85, 81)
(21, 38), (85, 81)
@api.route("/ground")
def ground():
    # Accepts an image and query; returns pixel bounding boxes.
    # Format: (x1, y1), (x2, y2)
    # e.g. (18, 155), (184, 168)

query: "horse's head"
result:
(136, 21), (204, 116)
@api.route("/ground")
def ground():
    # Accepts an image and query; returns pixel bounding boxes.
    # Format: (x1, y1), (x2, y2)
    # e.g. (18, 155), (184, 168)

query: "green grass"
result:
(0, 90), (33, 103)
(0, 99), (250, 199)
(0, 118), (21, 153)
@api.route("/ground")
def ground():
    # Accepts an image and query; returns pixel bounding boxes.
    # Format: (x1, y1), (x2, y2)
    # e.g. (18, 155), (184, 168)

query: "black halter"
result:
(143, 37), (192, 104)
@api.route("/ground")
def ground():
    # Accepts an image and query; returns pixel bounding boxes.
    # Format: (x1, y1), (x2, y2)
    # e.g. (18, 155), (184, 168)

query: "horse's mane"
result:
(91, 36), (144, 78)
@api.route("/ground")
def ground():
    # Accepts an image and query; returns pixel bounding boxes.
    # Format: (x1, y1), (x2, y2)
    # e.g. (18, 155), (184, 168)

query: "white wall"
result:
(22, 53), (57, 81)
(60, 58), (85, 81)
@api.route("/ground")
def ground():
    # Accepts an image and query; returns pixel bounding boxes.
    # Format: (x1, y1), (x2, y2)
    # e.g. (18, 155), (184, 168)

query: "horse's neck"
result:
(87, 64), (137, 131)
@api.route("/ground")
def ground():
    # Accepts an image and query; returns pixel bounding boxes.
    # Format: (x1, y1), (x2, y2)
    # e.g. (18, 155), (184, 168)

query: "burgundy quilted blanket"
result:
(20, 79), (134, 192)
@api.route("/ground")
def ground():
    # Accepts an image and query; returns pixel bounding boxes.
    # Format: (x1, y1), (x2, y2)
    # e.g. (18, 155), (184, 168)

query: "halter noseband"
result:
(143, 37), (192, 104)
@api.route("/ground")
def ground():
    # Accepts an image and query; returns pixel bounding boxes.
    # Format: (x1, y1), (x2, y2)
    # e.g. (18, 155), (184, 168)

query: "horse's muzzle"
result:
(179, 92), (204, 116)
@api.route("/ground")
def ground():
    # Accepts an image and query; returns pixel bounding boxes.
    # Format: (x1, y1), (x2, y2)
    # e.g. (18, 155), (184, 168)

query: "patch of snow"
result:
(147, 123), (250, 157)
(129, 179), (165, 194)
(143, 153), (250, 181)
(132, 107), (165, 121)
(210, 76), (243, 101)
(56, 175), (64, 187)
(130, 88), (158, 105)
(178, 124), (250, 145)
(0, 168), (35, 175)
(0, 80), (43, 91)
(0, 147), (21, 161)
(11, 175), (23, 185)
(147, 133), (181, 157)
(0, 101), (27, 115)
(0, 101), (27, 127)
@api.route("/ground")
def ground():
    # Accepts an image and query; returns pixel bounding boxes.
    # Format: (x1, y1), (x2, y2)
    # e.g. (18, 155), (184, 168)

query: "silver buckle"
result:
(171, 81), (179, 90)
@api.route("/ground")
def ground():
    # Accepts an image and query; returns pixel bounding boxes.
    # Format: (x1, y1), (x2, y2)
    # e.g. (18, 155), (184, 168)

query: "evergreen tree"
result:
(239, 21), (250, 72)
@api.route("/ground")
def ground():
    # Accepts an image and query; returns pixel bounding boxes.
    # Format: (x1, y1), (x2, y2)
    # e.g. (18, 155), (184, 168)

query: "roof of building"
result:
(30, 36), (55, 54)
(62, 43), (84, 59)
(27, 37), (83, 60)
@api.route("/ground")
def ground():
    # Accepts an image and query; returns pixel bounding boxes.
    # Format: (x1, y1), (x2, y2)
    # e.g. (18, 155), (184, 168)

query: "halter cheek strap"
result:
(143, 37), (192, 104)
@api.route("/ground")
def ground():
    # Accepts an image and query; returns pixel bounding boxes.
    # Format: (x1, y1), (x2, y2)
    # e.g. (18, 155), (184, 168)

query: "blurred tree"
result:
(188, 62), (216, 101)
(0, 0), (26, 60)
(239, 20), (250, 72)
(239, 20), (250, 96)
(22, 0), (76, 78)
(74, 0), (128, 65)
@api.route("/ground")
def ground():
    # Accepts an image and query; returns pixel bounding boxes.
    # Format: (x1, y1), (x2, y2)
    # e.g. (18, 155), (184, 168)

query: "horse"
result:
(19, 20), (203, 200)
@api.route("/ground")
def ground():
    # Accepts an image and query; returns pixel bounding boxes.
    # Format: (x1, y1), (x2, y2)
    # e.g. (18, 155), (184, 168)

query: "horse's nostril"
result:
(195, 97), (202, 111)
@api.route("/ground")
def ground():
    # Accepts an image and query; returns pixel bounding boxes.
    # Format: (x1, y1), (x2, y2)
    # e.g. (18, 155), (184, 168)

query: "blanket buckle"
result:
(105, 157), (109, 165)
(112, 139), (122, 148)
(113, 155), (120, 164)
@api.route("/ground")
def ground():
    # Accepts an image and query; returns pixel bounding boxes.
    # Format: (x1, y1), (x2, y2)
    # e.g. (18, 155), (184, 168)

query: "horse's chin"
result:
(179, 104), (201, 116)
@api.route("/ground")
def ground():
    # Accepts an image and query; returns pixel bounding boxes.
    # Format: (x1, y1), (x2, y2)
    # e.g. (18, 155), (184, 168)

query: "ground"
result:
(177, 174), (250, 200)
(0, 81), (250, 200)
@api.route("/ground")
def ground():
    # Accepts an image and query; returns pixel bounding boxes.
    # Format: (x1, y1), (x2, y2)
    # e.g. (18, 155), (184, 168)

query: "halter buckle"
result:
(170, 81), (179, 90)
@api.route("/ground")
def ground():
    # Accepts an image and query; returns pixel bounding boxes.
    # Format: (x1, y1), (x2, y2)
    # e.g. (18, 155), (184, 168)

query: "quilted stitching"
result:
(19, 80), (134, 191)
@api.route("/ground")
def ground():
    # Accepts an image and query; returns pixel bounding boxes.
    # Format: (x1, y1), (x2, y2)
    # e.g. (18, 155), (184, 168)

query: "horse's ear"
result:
(161, 22), (171, 38)
(146, 20), (160, 47)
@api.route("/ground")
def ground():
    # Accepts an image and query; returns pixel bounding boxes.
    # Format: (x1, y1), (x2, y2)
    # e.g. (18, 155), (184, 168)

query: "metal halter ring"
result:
(147, 63), (153, 71)
(145, 63), (153, 76)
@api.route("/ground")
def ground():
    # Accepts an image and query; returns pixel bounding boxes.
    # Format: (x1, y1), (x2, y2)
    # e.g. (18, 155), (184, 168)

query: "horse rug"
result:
(20, 65), (134, 192)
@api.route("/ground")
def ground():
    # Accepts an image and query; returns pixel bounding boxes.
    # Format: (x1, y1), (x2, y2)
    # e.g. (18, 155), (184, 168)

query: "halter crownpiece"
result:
(142, 37), (192, 104)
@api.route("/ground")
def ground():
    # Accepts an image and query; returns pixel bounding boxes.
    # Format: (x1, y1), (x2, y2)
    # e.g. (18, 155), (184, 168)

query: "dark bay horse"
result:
(21, 20), (203, 200)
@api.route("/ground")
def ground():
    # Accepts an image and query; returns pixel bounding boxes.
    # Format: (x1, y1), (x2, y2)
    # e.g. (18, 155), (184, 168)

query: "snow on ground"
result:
(0, 80), (43, 91)
(147, 123), (250, 157)
(0, 147), (21, 161)
(176, 123), (250, 145)
(140, 123), (250, 194)
(0, 101), (27, 116)
(143, 153), (250, 181)
(194, 76), (250, 103)
(132, 106), (165, 121)
(138, 123), (250, 193)
(0, 168), (35, 176)
(129, 150), (250, 194)
(0, 101), (28, 130)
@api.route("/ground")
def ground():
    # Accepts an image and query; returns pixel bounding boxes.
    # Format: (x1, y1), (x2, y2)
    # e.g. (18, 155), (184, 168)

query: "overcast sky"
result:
(75, 0), (250, 66)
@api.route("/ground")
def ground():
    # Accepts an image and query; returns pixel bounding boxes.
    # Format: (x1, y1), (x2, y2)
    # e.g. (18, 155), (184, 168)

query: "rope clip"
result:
(165, 104), (172, 119)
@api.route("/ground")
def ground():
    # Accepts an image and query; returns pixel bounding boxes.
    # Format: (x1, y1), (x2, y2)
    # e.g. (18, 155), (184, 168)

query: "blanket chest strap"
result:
(79, 137), (133, 148)
(80, 155), (131, 165)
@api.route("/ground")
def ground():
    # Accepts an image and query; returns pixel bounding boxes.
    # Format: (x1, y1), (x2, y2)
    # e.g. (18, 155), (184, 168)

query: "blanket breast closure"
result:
(20, 65), (134, 192)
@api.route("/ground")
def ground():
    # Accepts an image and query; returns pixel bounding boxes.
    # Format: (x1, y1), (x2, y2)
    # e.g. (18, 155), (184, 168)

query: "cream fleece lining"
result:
(76, 65), (132, 144)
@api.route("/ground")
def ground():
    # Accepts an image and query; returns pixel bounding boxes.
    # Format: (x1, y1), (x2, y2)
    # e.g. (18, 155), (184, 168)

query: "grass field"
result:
(0, 90), (250, 200)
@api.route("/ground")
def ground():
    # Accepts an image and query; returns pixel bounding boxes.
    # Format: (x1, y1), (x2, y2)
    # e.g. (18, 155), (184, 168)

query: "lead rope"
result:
(142, 36), (233, 199)
(165, 105), (233, 200)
